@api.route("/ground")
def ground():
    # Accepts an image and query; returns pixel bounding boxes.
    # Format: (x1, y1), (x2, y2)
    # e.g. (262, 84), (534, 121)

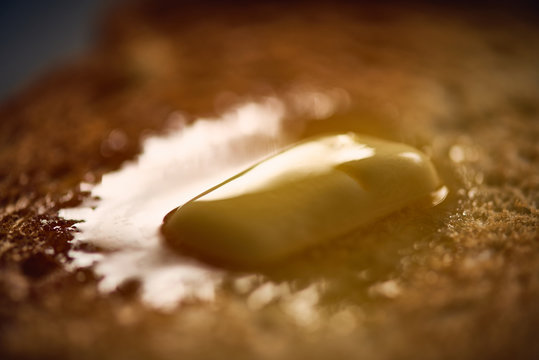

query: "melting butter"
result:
(162, 133), (445, 268)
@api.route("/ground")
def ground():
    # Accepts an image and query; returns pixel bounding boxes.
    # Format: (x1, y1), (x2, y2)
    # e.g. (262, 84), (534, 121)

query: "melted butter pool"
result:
(60, 90), (447, 311)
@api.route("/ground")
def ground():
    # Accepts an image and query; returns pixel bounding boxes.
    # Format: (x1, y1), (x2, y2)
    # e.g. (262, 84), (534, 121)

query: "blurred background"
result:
(0, 0), (117, 101)
(0, 0), (537, 102)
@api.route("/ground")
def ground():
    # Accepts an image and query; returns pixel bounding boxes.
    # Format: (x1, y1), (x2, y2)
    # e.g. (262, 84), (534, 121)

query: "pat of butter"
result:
(162, 133), (444, 268)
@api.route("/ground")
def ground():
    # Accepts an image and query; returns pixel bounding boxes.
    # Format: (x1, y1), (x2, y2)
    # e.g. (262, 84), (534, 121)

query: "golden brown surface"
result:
(1, 1), (538, 359)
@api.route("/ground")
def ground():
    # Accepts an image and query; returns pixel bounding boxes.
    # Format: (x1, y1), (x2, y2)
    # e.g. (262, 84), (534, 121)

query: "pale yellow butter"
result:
(162, 133), (444, 268)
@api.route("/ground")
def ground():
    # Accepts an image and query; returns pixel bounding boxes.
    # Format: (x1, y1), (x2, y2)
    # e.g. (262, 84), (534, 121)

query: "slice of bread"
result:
(1, 2), (538, 359)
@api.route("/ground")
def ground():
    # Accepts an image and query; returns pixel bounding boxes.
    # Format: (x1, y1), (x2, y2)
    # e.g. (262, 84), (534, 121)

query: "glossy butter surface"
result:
(162, 133), (443, 267)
